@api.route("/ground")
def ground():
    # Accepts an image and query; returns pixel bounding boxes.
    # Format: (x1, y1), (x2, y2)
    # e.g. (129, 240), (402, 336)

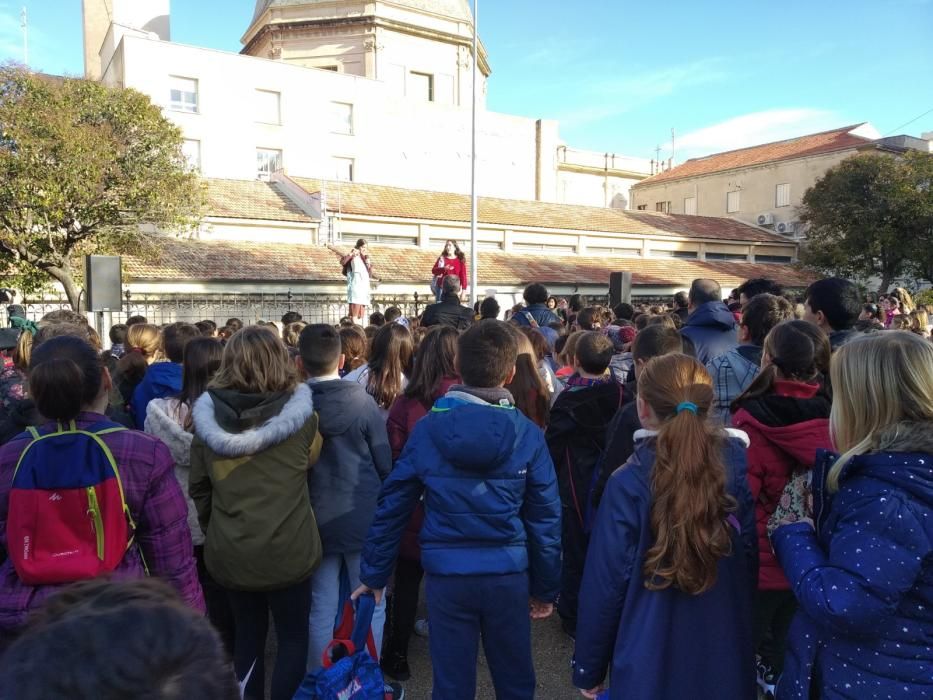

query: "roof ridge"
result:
(681, 123), (869, 164)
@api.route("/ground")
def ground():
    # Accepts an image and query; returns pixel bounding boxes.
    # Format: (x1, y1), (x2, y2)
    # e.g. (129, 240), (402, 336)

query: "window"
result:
(256, 148), (282, 179)
(255, 89), (281, 125)
(705, 252), (748, 262)
(655, 201), (669, 213)
(332, 157), (355, 182)
(726, 190), (741, 213)
(181, 139), (201, 172)
(636, 204), (647, 211)
(684, 196), (697, 215)
(587, 246), (642, 257)
(330, 102), (354, 135)
(756, 255), (793, 264)
(319, 65), (339, 72)
(776, 183), (791, 208)
(169, 76), (198, 113)
(409, 71), (434, 102)
(652, 249), (699, 260)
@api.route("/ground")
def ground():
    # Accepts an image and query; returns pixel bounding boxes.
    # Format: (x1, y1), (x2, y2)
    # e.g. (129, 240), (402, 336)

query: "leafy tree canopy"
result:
(0, 64), (203, 309)
(798, 151), (933, 293)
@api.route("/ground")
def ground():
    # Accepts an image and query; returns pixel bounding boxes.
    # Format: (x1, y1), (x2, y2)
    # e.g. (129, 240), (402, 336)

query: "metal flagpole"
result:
(21, 7), (28, 65)
(469, 0), (479, 305)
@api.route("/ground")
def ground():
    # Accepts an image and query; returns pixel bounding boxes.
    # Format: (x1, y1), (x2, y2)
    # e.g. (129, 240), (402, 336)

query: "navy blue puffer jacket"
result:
(359, 393), (562, 601)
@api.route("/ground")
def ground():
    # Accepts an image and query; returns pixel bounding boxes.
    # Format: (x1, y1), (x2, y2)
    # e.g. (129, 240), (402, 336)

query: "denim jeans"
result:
(307, 552), (386, 671)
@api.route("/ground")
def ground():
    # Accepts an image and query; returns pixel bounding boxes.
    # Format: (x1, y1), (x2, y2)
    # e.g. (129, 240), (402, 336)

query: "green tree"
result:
(0, 64), (202, 309)
(901, 150), (933, 286)
(798, 151), (933, 293)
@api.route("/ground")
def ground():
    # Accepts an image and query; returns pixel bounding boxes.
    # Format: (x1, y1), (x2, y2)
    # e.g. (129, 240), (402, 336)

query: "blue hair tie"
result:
(676, 402), (698, 415)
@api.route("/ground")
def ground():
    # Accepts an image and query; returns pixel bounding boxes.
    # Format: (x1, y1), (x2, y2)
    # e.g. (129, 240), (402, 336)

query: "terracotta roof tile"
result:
(289, 177), (789, 244)
(203, 178), (311, 223)
(634, 124), (874, 186)
(126, 239), (815, 289)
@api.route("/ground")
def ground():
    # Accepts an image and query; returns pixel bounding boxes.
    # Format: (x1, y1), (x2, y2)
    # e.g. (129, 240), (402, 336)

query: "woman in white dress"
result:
(339, 239), (374, 322)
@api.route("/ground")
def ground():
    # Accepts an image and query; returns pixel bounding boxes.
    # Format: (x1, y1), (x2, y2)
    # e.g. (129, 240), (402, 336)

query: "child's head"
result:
(179, 337), (223, 415)
(281, 311), (302, 326)
(576, 306), (601, 330)
(161, 322), (201, 364)
(405, 325), (459, 406)
(367, 323), (414, 409)
(0, 578), (239, 700)
(558, 330), (586, 368)
(518, 326), (548, 363)
(29, 336), (106, 422)
(636, 353), (735, 595)
(739, 293), (796, 346)
(384, 307), (403, 324)
(891, 314), (913, 331)
(828, 331), (933, 492)
(732, 320), (828, 412)
(211, 326), (297, 394)
(457, 320), (517, 388)
(338, 325), (368, 370)
(282, 321), (307, 349)
(369, 311), (386, 327)
(108, 324), (128, 346)
(574, 331), (614, 376)
(298, 324), (344, 378)
(225, 317), (243, 332)
(480, 296), (500, 320)
(126, 315), (148, 328)
(631, 325), (684, 378)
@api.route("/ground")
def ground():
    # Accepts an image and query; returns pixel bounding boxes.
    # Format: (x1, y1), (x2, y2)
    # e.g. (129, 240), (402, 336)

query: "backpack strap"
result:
(521, 311), (540, 329)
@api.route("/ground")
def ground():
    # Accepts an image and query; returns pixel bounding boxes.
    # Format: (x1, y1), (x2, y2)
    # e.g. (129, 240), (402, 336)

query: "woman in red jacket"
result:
(430, 240), (468, 301)
(731, 320), (832, 698)
(381, 325), (459, 681)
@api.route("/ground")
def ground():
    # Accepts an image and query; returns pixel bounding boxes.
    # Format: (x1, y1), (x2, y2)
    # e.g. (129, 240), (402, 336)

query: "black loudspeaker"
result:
(609, 272), (633, 307)
(85, 256), (123, 311)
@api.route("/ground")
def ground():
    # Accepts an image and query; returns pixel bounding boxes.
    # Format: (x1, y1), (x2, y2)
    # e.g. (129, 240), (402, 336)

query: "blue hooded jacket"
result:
(359, 391), (562, 601)
(572, 430), (758, 699)
(681, 301), (738, 365)
(772, 431), (933, 700)
(131, 362), (183, 429)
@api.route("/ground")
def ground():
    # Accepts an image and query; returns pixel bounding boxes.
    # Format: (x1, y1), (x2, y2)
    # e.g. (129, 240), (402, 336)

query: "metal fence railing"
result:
(2, 292), (431, 328)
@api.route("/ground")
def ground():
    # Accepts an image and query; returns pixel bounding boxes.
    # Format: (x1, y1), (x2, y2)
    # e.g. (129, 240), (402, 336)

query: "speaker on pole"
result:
(85, 256), (123, 311)
(609, 272), (633, 307)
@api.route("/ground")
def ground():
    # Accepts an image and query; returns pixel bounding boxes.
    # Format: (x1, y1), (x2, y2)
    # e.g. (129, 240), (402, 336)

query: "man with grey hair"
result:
(421, 275), (474, 330)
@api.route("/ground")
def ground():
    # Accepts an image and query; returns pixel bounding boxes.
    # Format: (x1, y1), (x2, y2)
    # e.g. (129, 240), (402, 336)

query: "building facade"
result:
(631, 124), (932, 235)
(87, 0), (651, 208)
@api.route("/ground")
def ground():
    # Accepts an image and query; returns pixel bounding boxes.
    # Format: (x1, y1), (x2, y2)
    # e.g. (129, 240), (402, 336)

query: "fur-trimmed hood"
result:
(634, 426), (750, 448)
(145, 398), (193, 468)
(193, 383), (313, 458)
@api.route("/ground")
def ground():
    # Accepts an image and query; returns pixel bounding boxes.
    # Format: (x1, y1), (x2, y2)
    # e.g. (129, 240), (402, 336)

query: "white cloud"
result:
(671, 108), (846, 160)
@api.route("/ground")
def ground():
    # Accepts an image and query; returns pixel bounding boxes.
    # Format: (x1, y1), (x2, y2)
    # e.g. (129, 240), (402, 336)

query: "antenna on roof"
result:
(671, 128), (675, 165)
(20, 6), (28, 66)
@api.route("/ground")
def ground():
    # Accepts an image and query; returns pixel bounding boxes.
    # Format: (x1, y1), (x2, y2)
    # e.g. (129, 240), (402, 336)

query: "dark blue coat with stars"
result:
(772, 447), (933, 699)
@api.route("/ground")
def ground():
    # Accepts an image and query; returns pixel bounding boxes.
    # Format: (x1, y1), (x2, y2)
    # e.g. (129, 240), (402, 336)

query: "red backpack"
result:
(7, 420), (136, 586)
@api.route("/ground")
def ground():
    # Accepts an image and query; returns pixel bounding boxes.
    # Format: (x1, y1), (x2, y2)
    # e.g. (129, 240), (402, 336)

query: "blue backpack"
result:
(293, 592), (384, 700)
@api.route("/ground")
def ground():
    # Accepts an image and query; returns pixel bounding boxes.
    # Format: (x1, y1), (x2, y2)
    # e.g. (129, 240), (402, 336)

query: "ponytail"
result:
(638, 354), (736, 595)
(29, 336), (103, 421)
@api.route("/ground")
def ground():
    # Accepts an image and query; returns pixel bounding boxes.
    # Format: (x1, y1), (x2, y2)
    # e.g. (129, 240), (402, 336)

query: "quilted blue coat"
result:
(772, 441), (933, 700)
(359, 393), (562, 602)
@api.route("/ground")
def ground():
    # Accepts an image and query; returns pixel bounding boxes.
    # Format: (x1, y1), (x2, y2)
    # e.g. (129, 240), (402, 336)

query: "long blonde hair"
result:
(211, 326), (298, 394)
(828, 331), (933, 492)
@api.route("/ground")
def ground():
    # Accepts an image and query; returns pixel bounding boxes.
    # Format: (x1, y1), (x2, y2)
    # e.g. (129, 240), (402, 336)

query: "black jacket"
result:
(421, 295), (474, 331)
(545, 381), (628, 527)
(592, 380), (640, 509)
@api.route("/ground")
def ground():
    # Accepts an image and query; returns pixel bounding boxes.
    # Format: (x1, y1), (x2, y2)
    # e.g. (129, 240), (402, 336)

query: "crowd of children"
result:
(0, 274), (930, 700)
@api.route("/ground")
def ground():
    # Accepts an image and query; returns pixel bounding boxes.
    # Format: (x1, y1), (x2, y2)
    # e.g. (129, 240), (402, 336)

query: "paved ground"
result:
(265, 595), (582, 699)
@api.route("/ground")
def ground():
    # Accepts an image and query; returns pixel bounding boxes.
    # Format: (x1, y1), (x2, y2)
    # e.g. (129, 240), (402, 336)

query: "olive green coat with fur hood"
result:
(189, 383), (323, 591)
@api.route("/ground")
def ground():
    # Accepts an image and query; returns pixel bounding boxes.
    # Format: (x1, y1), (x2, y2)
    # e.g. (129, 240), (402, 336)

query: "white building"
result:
(85, 0), (651, 207)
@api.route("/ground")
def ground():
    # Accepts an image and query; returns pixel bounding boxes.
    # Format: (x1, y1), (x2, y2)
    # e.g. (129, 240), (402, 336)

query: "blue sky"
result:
(2, 0), (932, 161)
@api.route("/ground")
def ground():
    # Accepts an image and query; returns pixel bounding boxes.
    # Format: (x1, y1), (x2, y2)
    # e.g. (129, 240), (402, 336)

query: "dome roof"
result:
(252, 0), (474, 24)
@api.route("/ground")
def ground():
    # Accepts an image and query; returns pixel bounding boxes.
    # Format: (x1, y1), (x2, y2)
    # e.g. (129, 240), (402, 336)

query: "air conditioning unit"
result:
(776, 221), (796, 235)
(757, 213), (775, 226)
